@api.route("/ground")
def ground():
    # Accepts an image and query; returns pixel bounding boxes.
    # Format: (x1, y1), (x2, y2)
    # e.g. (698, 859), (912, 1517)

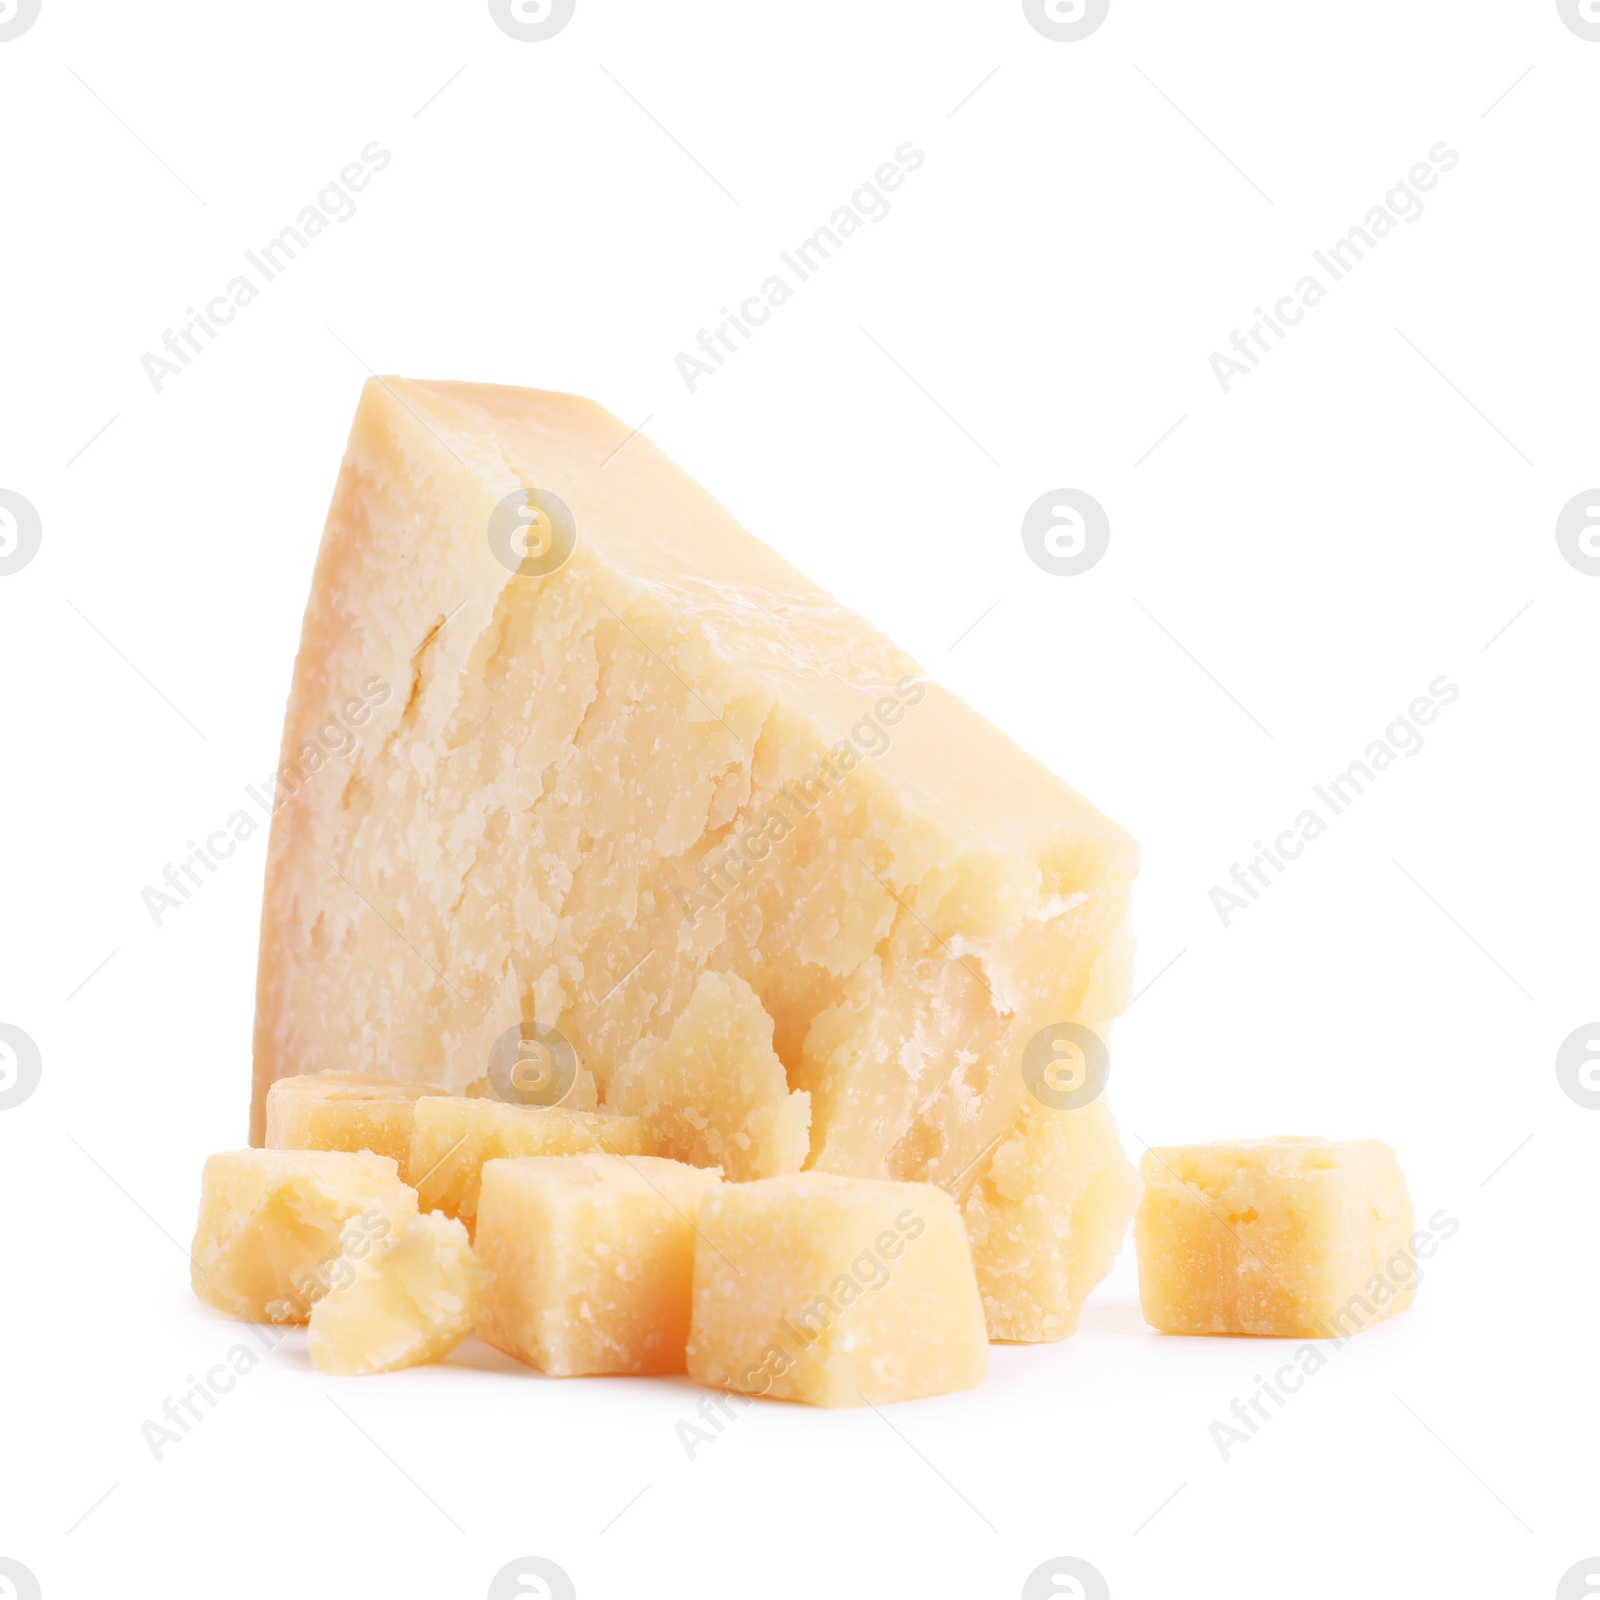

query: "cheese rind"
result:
(475, 1153), (722, 1375)
(608, 969), (808, 1180)
(686, 1172), (988, 1406)
(190, 1149), (417, 1323)
(408, 1095), (652, 1231)
(308, 1210), (480, 1374)
(265, 1071), (451, 1182)
(1135, 1138), (1416, 1337)
(962, 1097), (1139, 1341)
(250, 379), (1137, 1229)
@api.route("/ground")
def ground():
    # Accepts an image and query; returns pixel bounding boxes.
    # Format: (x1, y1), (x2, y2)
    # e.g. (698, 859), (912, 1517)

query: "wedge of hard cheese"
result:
(252, 378), (1139, 1333)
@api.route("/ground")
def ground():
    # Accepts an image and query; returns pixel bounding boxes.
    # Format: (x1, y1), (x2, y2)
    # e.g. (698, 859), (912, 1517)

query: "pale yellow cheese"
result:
(190, 1149), (416, 1323)
(607, 969), (808, 1180)
(961, 1097), (1139, 1341)
(476, 1154), (722, 1376)
(408, 1095), (652, 1231)
(251, 377), (1138, 1334)
(265, 1071), (452, 1182)
(308, 1210), (480, 1374)
(1135, 1138), (1416, 1337)
(686, 1173), (988, 1406)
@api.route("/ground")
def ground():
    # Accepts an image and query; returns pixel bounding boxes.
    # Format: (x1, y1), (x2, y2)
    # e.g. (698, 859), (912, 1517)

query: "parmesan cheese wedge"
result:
(252, 378), (1139, 1336)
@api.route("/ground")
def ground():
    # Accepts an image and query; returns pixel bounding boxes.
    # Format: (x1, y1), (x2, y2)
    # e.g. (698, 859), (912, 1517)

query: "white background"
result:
(2, 2), (1596, 1597)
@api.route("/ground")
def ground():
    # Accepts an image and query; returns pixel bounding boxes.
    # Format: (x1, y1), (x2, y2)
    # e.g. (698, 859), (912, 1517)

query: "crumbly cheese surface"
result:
(308, 1210), (480, 1375)
(686, 1172), (988, 1406)
(608, 969), (808, 1180)
(265, 1071), (451, 1182)
(1135, 1137), (1416, 1337)
(190, 1148), (417, 1323)
(408, 1095), (652, 1232)
(476, 1153), (722, 1376)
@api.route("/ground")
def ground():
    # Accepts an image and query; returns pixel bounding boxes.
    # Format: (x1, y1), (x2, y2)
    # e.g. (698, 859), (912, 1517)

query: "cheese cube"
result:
(249, 379), (1139, 1339)
(265, 1071), (451, 1182)
(308, 1211), (480, 1375)
(962, 1098), (1139, 1341)
(686, 1173), (988, 1406)
(409, 1095), (652, 1231)
(608, 969), (809, 1180)
(1135, 1138), (1416, 1337)
(190, 1149), (416, 1323)
(476, 1154), (722, 1375)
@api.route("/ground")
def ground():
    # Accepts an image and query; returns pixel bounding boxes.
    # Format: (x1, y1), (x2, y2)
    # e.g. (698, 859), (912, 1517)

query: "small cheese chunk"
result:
(962, 1098), (1139, 1341)
(687, 1173), (988, 1407)
(608, 969), (809, 1180)
(476, 1154), (722, 1375)
(190, 1149), (417, 1323)
(1135, 1137), (1416, 1337)
(308, 1211), (480, 1375)
(409, 1096), (652, 1231)
(265, 1071), (451, 1182)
